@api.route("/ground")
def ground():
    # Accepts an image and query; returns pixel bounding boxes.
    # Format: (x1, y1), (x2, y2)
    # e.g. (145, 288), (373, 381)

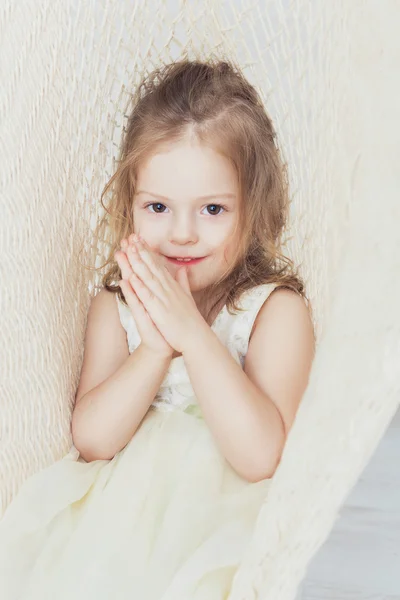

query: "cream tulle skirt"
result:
(0, 407), (272, 600)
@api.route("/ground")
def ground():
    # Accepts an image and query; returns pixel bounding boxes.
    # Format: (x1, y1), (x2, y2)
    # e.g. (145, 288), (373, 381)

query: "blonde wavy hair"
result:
(86, 57), (311, 325)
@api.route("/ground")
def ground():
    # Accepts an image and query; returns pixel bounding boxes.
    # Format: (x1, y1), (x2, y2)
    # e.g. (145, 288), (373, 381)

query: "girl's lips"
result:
(164, 256), (207, 265)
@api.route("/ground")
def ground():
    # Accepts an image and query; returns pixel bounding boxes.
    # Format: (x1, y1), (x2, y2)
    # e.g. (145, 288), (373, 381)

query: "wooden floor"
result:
(298, 406), (400, 599)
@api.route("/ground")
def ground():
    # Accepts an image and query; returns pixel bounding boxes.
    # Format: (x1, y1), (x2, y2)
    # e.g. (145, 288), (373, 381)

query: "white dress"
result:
(0, 283), (280, 600)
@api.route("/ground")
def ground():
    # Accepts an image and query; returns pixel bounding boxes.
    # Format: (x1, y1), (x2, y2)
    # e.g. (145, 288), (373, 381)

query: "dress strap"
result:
(115, 293), (141, 352)
(229, 283), (280, 362)
(115, 293), (131, 333)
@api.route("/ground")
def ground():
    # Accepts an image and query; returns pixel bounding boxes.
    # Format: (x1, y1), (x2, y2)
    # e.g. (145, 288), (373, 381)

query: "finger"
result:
(119, 279), (153, 328)
(127, 245), (167, 303)
(135, 237), (170, 287)
(114, 250), (132, 280)
(175, 265), (192, 296)
(131, 234), (170, 280)
(114, 238), (132, 279)
(128, 271), (163, 318)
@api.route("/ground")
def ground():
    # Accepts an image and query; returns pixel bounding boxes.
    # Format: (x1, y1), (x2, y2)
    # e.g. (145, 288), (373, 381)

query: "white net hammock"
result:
(1, 1), (399, 598)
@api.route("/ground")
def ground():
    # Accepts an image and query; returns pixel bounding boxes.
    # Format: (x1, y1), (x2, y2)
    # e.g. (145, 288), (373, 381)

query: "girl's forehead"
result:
(135, 143), (238, 198)
(139, 141), (231, 170)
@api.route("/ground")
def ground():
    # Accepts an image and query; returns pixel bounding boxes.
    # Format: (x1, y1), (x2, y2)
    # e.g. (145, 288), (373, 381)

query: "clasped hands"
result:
(114, 233), (206, 357)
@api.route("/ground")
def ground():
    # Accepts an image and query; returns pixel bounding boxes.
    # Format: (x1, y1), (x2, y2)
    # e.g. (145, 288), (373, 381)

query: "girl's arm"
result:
(182, 290), (314, 483)
(71, 289), (172, 462)
(183, 329), (284, 483)
(72, 344), (171, 462)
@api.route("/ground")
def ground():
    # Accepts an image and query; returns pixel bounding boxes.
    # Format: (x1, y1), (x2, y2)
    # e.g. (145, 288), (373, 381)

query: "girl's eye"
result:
(144, 203), (226, 215)
(146, 203), (166, 213)
(205, 204), (225, 216)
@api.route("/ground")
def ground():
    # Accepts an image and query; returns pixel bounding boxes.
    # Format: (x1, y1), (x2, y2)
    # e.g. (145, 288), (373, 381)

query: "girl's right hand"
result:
(114, 238), (174, 359)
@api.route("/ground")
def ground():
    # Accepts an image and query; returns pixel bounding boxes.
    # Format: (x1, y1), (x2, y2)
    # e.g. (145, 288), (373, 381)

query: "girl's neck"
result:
(192, 290), (225, 328)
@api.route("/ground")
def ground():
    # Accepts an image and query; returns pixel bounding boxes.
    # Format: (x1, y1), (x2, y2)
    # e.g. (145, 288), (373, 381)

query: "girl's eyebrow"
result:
(136, 190), (236, 202)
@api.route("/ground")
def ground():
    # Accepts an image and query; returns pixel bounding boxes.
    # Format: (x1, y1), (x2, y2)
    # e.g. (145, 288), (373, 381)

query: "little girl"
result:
(0, 58), (315, 599)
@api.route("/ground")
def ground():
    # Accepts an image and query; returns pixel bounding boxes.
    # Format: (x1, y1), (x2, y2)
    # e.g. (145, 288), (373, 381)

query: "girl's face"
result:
(132, 139), (240, 297)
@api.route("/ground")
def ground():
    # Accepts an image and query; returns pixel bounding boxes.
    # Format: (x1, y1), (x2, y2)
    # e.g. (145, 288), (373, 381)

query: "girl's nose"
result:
(169, 218), (198, 245)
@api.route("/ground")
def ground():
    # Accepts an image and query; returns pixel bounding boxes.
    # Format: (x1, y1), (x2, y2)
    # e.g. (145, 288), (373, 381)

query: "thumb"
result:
(175, 265), (191, 295)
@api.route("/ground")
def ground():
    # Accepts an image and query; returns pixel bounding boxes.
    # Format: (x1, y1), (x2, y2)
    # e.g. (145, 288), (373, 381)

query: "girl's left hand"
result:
(125, 234), (206, 354)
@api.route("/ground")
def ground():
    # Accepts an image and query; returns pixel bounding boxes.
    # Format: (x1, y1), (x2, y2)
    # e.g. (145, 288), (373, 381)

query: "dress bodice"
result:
(115, 283), (279, 416)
